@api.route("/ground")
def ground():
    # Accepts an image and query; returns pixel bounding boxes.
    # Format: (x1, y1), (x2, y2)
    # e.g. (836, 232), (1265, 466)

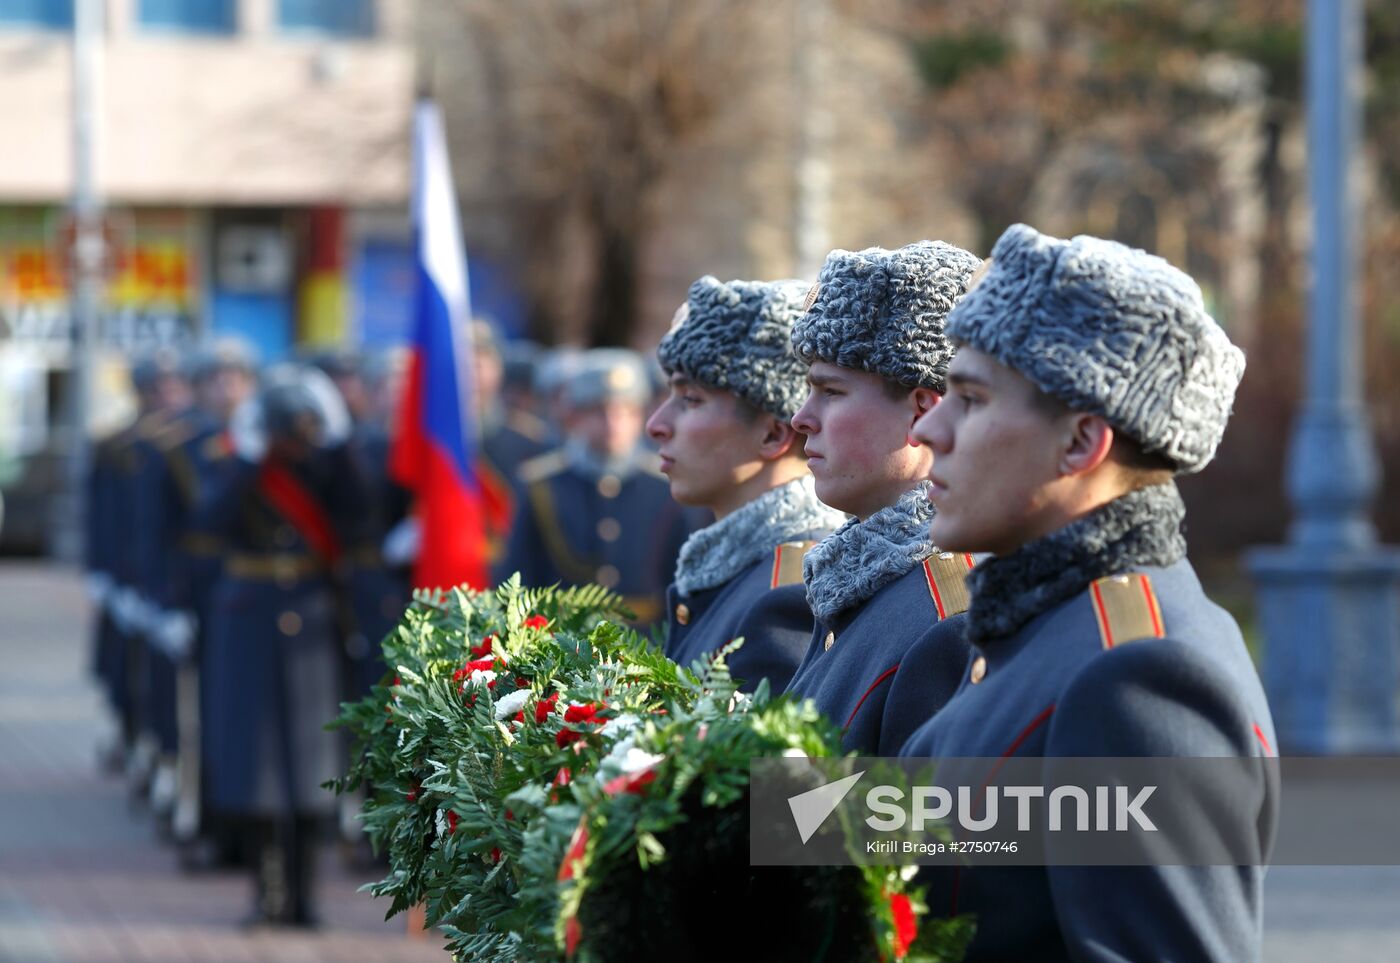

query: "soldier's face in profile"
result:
(646, 375), (774, 516)
(472, 349), (503, 415)
(913, 348), (1067, 556)
(790, 362), (934, 520)
(570, 399), (646, 459)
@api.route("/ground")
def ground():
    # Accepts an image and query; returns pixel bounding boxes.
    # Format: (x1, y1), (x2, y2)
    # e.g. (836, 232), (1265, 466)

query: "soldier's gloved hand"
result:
(85, 572), (112, 607)
(229, 396), (268, 463)
(152, 610), (198, 661)
(382, 517), (421, 567)
(109, 586), (141, 633)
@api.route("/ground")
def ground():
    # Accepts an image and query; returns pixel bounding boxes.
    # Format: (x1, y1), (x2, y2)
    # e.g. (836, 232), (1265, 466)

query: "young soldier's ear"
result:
(1059, 413), (1115, 478)
(760, 416), (802, 460)
(909, 388), (940, 424)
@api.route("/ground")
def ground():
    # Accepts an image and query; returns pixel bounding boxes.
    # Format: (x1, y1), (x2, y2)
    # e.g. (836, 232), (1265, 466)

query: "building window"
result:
(278, 0), (373, 38)
(0, 0), (73, 29)
(138, 0), (235, 34)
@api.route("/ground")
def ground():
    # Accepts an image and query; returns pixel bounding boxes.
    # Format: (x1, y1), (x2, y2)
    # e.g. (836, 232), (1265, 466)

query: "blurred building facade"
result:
(0, 0), (414, 549)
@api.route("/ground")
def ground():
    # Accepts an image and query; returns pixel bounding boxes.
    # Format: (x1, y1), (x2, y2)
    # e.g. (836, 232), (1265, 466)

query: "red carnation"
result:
(490, 847), (501, 864)
(602, 768), (657, 797)
(523, 614), (550, 630)
(454, 657), (499, 686)
(470, 634), (496, 658)
(535, 693), (559, 723)
(563, 702), (604, 724)
(890, 892), (916, 959)
(515, 676), (530, 688)
(513, 710), (525, 724)
(447, 810), (458, 835)
(557, 701), (606, 747)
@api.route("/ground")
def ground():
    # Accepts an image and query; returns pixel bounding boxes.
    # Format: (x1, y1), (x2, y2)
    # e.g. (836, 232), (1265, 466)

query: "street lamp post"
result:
(52, 0), (105, 564)
(1249, 0), (1400, 753)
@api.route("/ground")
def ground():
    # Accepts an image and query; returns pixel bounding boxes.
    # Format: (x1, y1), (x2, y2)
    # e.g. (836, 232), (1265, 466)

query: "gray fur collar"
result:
(673, 476), (847, 596)
(803, 483), (938, 621)
(966, 482), (1187, 644)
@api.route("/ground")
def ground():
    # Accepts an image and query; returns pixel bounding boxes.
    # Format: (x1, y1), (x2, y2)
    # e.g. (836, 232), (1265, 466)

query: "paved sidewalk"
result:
(0, 561), (445, 963)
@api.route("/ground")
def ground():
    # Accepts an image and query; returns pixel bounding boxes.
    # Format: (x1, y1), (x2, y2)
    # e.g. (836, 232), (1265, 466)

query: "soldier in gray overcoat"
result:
(782, 240), (984, 755)
(902, 224), (1277, 961)
(647, 276), (846, 692)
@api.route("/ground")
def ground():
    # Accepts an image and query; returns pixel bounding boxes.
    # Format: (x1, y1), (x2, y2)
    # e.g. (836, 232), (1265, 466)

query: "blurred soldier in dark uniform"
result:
(197, 363), (368, 926)
(470, 321), (549, 564)
(127, 356), (205, 827)
(501, 338), (546, 423)
(86, 350), (189, 775)
(647, 277), (847, 693)
(533, 345), (583, 448)
(902, 225), (1276, 961)
(139, 340), (256, 854)
(309, 349), (412, 860)
(308, 348), (409, 700)
(497, 348), (704, 626)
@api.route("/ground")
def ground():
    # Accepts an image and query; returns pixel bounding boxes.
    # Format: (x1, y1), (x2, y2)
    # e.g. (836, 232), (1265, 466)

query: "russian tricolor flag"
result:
(389, 98), (493, 591)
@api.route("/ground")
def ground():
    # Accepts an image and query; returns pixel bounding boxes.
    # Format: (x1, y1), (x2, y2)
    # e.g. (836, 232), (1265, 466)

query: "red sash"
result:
(257, 461), (342, 567)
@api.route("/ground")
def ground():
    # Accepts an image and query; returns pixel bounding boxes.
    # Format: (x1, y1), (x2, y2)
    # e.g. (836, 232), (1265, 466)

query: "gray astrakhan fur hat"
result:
(789, 240), (983, 394)
(945, 223), (1245, 474)
(656, 276), (811, 420)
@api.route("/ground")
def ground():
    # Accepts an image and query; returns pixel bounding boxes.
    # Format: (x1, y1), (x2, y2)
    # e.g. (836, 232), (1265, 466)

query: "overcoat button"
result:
(970, 656), (987, 684)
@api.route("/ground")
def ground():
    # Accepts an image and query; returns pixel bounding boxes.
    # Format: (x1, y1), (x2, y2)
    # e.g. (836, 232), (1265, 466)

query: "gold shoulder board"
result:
(1088, 573), (1165, 649)
(922, 552), (977, 620)
(517, 448), (570, 484)
(769, 540), (817, 589)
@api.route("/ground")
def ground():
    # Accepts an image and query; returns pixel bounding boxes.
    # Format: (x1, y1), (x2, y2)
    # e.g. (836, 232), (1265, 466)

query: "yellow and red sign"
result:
(0, 207), (197, 310)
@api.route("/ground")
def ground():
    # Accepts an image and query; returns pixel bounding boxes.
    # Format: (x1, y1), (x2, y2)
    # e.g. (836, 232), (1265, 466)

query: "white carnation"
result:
(595, 739), (663, 783)
(618, 747), (665, 775)
(493, 688), (531, 721)
(598, 713), (640, 739)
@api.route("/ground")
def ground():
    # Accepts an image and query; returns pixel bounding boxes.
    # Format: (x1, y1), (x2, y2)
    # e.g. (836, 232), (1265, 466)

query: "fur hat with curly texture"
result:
(789, 240), (983, 394)
(945, 223), (1244, 474)
(657, 276), (812, 420)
